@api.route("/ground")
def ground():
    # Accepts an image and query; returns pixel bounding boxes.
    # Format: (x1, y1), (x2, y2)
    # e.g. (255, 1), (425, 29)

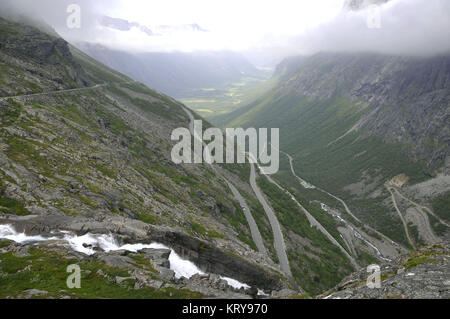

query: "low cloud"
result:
(1, 0), (449, 58)
(289, 0), (450, 57)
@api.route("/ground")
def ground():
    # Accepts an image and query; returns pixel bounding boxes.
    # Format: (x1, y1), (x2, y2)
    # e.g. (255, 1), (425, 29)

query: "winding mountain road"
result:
(255, 164), (359, 269)
(248, 162), (293, 277)
(181, 107), (269, 258)
(2, 83), (273, 258)
(387, 186), (416, 249)
(282, 151), (362, 223)
(227, 181), (268, 256)
(279, 149), (404, 255)
(393, 187), (449, 228)
(0, 83), (107, 101)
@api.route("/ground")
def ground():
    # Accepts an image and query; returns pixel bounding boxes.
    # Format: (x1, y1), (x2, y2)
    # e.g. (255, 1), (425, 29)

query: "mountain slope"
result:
(76, 43), (263, 98)
(223, 52), (450, 256)
(0, 17), (294, 297)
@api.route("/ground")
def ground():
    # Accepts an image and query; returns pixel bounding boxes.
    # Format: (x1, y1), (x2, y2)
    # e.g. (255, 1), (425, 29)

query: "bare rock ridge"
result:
(0, 17), (91, 96)
(0, 215), (285, 292)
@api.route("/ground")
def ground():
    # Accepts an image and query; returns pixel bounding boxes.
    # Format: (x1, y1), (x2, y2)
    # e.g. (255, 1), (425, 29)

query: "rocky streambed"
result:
(0, 214), (293, 299)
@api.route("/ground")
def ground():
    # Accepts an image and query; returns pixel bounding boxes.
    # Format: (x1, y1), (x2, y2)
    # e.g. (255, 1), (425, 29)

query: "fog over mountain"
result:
(294, 0), (450, 56)
(1, 0), (448, 59)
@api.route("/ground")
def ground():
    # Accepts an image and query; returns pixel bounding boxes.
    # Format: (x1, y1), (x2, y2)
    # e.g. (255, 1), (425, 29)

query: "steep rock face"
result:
(0, 17), (90, 96)
(277, 52), (450, 168)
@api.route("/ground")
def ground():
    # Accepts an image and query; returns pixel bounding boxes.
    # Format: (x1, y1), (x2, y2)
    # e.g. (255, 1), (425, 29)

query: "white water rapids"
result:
(0, 224), (250, 290)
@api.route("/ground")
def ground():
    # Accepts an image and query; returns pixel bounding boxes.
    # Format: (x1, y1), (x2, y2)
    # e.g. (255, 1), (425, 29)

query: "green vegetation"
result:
(190, 220), (225, 239)
(0, 99), (22, 126)
(26, 81), (43, 93)
(0, 197), (31, 216)
(94, 107), (131, 135)
(428, 214), (447, 237)
(180, 75), (274, 121)
(218, 197), (257, 250)
(0, 240), (12, 248)
(106, 84), (185, 121)
(0, 248), (201, 299)
(129, 254), (159, 274)
(222, 86), (429, 251)
(431, 192), (450, 222)
(407, 222), (425, 247)
(403, 250), (442, 269)
(349, 198), (409, 247)
(138, 213), (159, 225)
(358, 250), (378, 265)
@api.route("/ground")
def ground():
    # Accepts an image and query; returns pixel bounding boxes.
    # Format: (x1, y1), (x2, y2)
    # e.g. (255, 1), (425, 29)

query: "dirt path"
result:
(0, 83), (107, 101)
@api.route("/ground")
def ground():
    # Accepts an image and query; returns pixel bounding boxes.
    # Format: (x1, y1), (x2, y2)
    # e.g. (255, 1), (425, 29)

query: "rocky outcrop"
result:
(0, 17), (91, 96)
(0, 214), (288, 292)
(320, 244), (449, 299)
(148, 229), (286, 290)
(0, 238), (252, 298)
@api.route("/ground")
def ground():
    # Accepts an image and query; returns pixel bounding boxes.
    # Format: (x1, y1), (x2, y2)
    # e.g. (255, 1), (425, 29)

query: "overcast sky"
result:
(0, 0), (345, 51)
(1, 0), (449, 59)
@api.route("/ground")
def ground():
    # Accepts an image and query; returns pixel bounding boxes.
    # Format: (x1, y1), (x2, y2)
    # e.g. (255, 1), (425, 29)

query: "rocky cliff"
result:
(0, 17), (91, 96)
